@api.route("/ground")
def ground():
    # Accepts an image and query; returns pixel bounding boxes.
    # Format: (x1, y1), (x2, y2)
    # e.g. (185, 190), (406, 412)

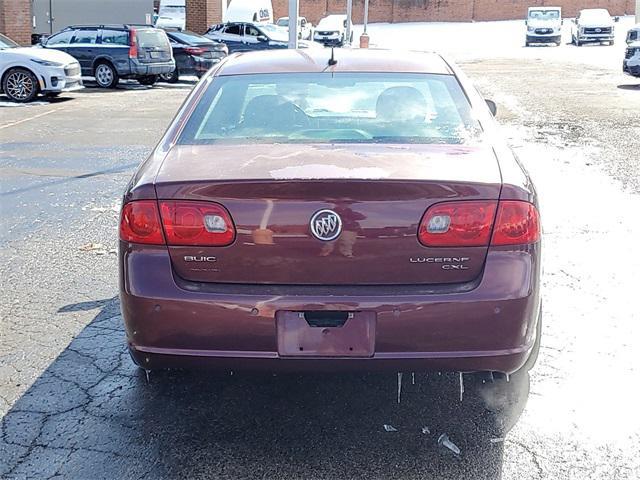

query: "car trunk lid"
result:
(155, 143), (502, 285)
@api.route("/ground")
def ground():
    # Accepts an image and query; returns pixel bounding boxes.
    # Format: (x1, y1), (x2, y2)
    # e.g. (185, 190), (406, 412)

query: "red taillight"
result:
(120, 201), (164, 245)
(159, 201), (235, 246)
(418, 200), (540, 247)
(184, 46), (206, 55)
(491, 201), (540, 246)
(129, 28), (138, 58)
(418, 201), (497, 247)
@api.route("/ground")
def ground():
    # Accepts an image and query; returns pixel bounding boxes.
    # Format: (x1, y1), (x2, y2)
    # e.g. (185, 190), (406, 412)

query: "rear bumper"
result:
(127, 59), (176, 76)
(120, 243), (541, 374)
(181, 56), (221, 74)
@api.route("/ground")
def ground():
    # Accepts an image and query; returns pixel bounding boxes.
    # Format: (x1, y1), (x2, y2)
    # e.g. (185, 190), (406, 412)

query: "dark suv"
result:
(43, 25), (174, 88)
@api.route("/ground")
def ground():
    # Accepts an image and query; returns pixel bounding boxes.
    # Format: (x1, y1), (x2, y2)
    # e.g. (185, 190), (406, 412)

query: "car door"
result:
(98, 29), (130, 75)
(43, 29), (75, 54)
(215, 24), (244, 53)
(67, 28), (99, 75)
(242, 24), (265, 51)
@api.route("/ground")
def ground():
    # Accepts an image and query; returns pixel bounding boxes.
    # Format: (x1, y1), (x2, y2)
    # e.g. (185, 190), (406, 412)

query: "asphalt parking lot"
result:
(2, 19), (640, 479)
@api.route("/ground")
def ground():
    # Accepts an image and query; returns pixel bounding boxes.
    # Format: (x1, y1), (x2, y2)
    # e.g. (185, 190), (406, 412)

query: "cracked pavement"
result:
(1, 25), (640, 479)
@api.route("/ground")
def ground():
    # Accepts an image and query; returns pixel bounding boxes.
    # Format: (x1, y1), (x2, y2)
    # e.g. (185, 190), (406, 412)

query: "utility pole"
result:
(288, 0), (298, 49)
(360, 0), (370, 48)
(345, 0), (352, 46)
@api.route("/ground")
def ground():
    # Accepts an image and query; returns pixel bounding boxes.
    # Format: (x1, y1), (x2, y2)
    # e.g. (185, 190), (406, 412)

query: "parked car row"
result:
(0, 23), (232, 102)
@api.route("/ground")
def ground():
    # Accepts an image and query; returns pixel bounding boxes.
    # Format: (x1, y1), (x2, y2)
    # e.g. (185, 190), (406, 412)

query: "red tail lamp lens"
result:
(129, 28), (138, 58)
(185, 46), (206, 55)
(119, 201), (164, 245)
(491, 201), (540, 245)
(419, 201), (497, 247)
(159, 201), (235, 246)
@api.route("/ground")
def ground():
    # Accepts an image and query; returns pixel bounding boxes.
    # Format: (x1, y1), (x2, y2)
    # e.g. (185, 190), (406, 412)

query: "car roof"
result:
(65, 24), (156, 30)
(216, 49), (453, 76)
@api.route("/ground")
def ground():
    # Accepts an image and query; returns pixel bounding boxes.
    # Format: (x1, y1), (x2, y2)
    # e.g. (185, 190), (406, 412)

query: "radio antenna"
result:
(328, 47), (337, 66)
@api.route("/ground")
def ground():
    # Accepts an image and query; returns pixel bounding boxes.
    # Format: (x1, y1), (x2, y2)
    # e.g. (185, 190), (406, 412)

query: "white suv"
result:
(623, 42), (640, 78)
(0, 33), (82, 102)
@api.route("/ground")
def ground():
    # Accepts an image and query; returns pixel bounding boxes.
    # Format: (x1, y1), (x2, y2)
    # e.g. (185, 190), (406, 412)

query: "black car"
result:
(205, 22), (299, 53)
(43, 24), (175, 88)
(160, 30), (228, 83)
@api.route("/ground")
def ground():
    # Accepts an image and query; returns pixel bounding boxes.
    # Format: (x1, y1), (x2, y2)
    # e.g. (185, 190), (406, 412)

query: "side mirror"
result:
(525, 20), (528, 25)
(614, 16), (620, 23)
(257, 35), (267, 42)
(485, 99), (497, 117)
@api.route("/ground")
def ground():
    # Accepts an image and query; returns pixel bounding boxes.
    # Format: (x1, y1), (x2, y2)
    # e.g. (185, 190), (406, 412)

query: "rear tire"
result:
(138, 75), (158, 86)
(159, 69), (179, 83)
(94, 62), (119, 88)
(465, 307), (542, 434)
(2, 68), (39, 102)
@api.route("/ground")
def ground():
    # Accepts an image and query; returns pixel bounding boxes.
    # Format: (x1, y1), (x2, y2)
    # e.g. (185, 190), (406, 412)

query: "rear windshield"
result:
(170, 30), (214, 44)
(178, 73), (480, 145)
(136, 29), (169, 48)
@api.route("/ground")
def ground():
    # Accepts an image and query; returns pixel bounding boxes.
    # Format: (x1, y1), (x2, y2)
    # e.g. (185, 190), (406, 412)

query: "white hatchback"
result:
(0, 33), (82, 102)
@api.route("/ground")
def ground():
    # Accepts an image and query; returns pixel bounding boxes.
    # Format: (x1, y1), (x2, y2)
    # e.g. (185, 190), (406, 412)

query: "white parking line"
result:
(0, 108), (63, 130)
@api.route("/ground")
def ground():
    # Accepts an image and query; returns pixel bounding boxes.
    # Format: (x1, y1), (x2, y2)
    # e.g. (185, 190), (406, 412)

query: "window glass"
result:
(71, 29), (98, 44)
(101, 29), (129, 46)
(223, 25), (242, 36)
(46, 30), (74, 46)
(169, 30), (214, 45)
(136, 29), (169, 48)
(528, 10), (560, 20)
(179, 73), (481, 145)
(0, 33), (19, 49)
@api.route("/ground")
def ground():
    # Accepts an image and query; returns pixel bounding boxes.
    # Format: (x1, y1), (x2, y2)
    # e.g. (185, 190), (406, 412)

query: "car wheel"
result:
(525, 41), (530, 47)
(2, 68), (39, 102)
(159, 69), (179, 83)
(576, 39), (582, 47)
(138, 75), (158, 86)
(94, 62), (119, 88)
(609, 40), (615, 46)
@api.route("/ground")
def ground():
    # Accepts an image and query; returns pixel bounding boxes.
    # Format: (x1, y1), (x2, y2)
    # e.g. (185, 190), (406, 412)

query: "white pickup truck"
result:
(275, 16), (313, 40)
(571, 9), (616, 46)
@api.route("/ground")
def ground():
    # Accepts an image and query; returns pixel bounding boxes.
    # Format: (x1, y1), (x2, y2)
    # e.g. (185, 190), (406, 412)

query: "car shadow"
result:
(1, 298), (513, 479)
(78, 79), (196, 93)
(617, 83), (640, 90)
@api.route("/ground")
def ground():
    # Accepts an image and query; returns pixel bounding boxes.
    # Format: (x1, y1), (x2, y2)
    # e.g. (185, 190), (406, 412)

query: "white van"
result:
(155, 0), (186, 30)
(525, 6), (562, 47)
(225, 0), (273, 24)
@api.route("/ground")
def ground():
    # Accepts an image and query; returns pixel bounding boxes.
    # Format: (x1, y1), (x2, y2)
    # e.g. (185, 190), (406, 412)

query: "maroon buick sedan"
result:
(119, 49), (541, 410)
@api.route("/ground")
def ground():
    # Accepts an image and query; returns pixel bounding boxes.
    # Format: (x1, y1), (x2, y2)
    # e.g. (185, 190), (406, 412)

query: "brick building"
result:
(0, 0), (636, 44)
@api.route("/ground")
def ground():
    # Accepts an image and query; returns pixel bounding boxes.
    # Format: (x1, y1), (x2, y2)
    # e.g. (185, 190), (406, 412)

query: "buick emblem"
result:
(595, 28), (602, 32)
(310, 209), (342, 241)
